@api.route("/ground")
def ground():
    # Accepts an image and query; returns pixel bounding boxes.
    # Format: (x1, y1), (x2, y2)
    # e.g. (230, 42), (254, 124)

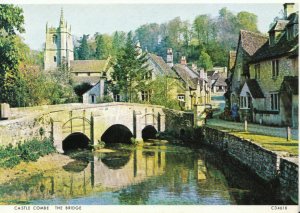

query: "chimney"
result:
(192, 63), (197, 72)
(180, 56), (187, 65)
(167, 48), (173, 67)
(135, 41), (142, 57)
(284, 3), (295, 19)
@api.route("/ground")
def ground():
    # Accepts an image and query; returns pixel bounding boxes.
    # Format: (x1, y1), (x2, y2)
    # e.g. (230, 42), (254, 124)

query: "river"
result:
(0, 141), (291, 205)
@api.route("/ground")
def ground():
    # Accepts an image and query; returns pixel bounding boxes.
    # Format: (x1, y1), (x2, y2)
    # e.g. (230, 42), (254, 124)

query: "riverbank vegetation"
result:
(0, 138), (56, 168)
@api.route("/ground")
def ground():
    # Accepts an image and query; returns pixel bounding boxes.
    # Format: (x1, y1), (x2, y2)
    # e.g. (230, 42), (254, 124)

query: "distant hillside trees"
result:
(73, 7), (259, 68)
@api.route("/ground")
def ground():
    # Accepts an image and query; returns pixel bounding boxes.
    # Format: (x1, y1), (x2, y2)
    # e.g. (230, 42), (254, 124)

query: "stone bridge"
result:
(0, 103), (194, 153)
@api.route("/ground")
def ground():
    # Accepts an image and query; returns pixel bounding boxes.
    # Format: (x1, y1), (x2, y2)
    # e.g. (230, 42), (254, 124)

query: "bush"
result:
(0, 138), (55, 168)
(130, 137), (139, 146)
(94, 140), (105, 150)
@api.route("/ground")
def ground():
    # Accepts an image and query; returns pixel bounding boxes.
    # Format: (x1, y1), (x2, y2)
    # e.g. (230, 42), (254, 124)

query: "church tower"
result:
(44, 9), (74, 71)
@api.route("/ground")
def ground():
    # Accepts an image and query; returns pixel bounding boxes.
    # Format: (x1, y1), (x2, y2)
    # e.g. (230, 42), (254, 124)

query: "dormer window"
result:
(269, 32), (275, 46)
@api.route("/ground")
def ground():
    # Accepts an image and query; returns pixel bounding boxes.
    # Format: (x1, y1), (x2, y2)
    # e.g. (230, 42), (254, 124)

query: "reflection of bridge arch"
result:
(101, 124), (133, 144)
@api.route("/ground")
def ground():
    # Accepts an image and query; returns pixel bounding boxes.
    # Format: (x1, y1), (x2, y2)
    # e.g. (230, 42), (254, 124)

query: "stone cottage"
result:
(240, 4), (298, 127)
(227, 30), (268, 109)
(172, 56), (211, 110)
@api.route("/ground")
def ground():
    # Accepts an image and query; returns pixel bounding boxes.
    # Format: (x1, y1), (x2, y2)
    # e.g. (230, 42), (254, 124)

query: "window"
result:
(240, 93), (251, 109)
(269, 33), (275, 46)
(177, 95), (185, 102)
(254, 64), (260, 79)
(272, 60), (279, 78)
(144, 71), (152, 80)
(114, 94), (120, 102)
(54, 56), (56, 62)
(270, 93), (279, 111)
(91, 95), (96, 104)
(52, 35), (57, 44)
(141, 90), (151, 102)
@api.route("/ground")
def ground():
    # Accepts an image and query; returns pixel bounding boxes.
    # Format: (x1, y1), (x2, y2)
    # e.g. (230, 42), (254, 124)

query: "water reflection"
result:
(0, 142), (293, 205)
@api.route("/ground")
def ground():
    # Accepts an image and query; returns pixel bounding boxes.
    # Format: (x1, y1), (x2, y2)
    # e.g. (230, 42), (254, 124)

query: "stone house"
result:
(227, 30), (268, 109)
(207, 67), (227, 94)
(172, 56), (211, 110)
(239, 4), (298, 127)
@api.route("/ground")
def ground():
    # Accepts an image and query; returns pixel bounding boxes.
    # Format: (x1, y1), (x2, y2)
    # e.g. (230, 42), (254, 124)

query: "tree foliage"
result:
(76, 34), (90, 60)
(111, 32), (149, 102)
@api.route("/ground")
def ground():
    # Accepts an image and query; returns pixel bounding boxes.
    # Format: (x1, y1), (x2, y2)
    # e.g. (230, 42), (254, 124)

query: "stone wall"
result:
(203, 127), (279, 182)
(201, 126), (298, 203)
(163, 108), (194, 137)
(279, 158), (298, 203)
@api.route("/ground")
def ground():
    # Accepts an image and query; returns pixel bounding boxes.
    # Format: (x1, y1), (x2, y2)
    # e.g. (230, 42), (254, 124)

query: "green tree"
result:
(112, 31), (126, 57)
(111, 32), (149, 102)
(193, 14), (212, 46)
(149, 76), (180, 110)
(198, 50), (213, 71)
(0, 5), (25, 105)
(77, 34), (90, 60)
(237, 11), (259, 32)
(95, 33), (113, 59)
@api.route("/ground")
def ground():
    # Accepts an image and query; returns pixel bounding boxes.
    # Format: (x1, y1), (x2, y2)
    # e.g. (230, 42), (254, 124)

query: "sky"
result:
(18, 3), (288, 50)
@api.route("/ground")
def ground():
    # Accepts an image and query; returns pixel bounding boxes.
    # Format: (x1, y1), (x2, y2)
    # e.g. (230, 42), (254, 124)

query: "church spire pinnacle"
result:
(59, 8), (64, 26)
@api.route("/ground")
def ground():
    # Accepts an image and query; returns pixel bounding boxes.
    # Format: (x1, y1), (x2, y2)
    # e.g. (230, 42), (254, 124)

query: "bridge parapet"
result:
(0, 103), (191, 152)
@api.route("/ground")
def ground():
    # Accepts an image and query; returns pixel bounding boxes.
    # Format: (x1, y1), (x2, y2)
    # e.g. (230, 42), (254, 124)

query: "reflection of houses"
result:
(227, 3), (298, 127)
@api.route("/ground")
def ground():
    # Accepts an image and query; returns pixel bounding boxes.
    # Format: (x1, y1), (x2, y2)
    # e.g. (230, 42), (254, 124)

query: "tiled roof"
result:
(250, 12), (298, 62)
(239, 30), (268, 57)
(211, 73), (227, 87)
(228, 51), (237, 70)
(147, 53), (177, 77)
(72, 76), (100, 85)
(173, 64), (199, 89)
(268, 20), (289, 32)
(245, 79), (264, 98)
(250, 34), (298, 62)
(280, 76), (298, 95)
(70, 59), (110, 73)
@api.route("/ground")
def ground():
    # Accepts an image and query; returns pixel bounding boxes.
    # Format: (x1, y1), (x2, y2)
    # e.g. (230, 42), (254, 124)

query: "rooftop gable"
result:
(70, 59), (110, 73)
(239, 30), (268, 57)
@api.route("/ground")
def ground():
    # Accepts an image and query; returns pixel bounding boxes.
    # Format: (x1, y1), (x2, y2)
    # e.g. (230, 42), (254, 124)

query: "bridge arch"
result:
(142, 125), (157, 141)
(101, 124), (133, 144)
(62, 132), (91, 152)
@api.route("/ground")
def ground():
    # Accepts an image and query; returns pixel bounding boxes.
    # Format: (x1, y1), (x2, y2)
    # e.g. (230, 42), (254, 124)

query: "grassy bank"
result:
(206, 125), (298, 156)
(0, 138), (56, 168)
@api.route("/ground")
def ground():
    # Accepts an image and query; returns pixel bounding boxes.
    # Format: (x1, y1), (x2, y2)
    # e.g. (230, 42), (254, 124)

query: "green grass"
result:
(232, 132), (298, 156)
(206, 125), (298, 156)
